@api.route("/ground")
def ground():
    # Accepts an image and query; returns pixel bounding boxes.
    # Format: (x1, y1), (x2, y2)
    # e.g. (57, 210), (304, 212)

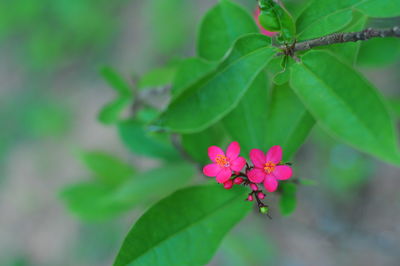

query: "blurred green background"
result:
(1, 0), (399, 265)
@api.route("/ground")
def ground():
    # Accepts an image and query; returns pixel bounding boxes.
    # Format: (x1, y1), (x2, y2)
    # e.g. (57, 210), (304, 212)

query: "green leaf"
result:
(78, 151), (135, 186)
(98, 97), (131, 125)
(290, 50), (400, 165)
(197, 0), (258, 61)
(222, 72), (270, 155)
(113, 184), (251, 266)
(354, 0), (400, 17)
(138, 64), (178, 90)
(357, 38), (400, 67)
(100, 66), (132, 96)
(171, 58), (216, 97)
(61, 163), (195, 221)
(279, 182), (297, 216)
(154, 34), (276, 133)
(388, 98), (400, 119)
(118, 119), (180, 160)
(296, 0), (357, 40)
(181, 124), (226, 164)
(265, 83), (314, 160)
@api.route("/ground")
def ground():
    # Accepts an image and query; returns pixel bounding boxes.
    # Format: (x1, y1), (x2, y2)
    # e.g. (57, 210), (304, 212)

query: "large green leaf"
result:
(78, 151), (135, 186)
(113, 184), (251, 266)
(265, 83), (314, 161)
(154, 34), (276, 133)
(296, 0), (358, 40)
(118, 119), (179, 160)
(222, 72), (270, 155)
(61, 163), (195, 221)
(354, 0), (400, 17)
(197, 0), (258, 61)
(290, 50), (400, 165)
(357, 38), (400, 67)
(171, 58), (216, 97)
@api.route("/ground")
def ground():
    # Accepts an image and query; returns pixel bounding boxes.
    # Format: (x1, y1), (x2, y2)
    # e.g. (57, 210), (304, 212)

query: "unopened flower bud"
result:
(259, 206), (269, 214)
(233, 177), (244, 185)
(247, 194), (254, 201)
(223, 179), (233, 189)
(250, 183), (258, 191)
(234, 171), (240, 175)
(257, 192), (265, 199)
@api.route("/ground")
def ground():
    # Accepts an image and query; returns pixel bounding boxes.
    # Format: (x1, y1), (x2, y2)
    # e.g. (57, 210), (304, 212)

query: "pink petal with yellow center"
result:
(230, 157), (246, 172)
(226, 141), (240, 160)
(273, 165), (292, 180)
(250, 149), (266, 168)
(264, 175), (278, 192)
(208, 146), (225, 162)
(247, 168), (265, 183)
(216, 168), (232, 184)
(266, 145), (282, 164)
(203, 163), (222, 177)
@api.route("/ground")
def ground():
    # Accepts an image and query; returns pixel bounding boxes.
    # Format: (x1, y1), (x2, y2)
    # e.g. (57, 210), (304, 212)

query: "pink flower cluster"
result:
(203, 142), (293, 193)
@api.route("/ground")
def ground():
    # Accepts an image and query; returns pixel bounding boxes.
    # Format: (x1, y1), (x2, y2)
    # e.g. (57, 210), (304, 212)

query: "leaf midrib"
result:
(124, 190), (247, 265)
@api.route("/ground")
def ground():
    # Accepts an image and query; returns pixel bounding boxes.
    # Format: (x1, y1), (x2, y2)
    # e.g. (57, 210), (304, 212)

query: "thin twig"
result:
(280, 26), (400, 55)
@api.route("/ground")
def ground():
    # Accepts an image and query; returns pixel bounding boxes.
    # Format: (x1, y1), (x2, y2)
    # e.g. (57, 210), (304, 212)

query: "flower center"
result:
(263, 161), (276, 174)
(215, 155), (230, 167)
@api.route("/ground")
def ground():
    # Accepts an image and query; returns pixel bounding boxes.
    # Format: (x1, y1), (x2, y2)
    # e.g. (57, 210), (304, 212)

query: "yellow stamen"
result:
(215, 155), (230, 167)
(264, 162), (276, 174)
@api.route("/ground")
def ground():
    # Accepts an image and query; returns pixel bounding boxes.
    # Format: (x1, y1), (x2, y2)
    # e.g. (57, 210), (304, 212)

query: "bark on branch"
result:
(281, 26), (400, 54)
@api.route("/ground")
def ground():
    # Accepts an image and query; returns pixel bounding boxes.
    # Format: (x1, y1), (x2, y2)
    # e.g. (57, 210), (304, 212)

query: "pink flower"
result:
(203, 141), (246, 184)
(254, 7), (278, 37)
(248, 145), (293, 192)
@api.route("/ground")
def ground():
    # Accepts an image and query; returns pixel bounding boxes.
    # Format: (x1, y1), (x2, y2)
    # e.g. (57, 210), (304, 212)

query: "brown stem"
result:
(281, 26), (400, 55)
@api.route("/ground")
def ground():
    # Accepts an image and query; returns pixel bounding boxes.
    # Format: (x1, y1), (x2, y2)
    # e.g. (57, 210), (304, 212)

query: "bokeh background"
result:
(1, 0), (399, 265)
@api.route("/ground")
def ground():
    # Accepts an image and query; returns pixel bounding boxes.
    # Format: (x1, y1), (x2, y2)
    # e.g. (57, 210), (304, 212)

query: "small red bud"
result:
(233, 177), (244, 185)
(234, 171), (240, 175)
(257, 192), (265, 199)
(247, 194), (254, 201)
(250, 183), (258, 191)
(223, 179), (233, 189)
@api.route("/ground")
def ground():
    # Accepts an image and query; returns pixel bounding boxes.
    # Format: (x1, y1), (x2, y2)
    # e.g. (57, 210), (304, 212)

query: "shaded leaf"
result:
(118, 119), (179, 160)
(279, 182), (297, 216)
(100, 66), (132, 96)
(98, 97), (131, 125)
(113, 185), (251, 266)
(357, 38), (400, 67)
(78, 151), (135, 186)
(138, 64), (178, 90)
(265, 83), (314, 160)
(61, 163), (195, 221)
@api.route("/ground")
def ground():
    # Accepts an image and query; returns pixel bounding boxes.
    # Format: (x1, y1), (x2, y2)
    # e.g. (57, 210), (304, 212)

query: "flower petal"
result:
(208, 146), (225, 162)
(273, 165), (292, 180)
(249, 149), (266, 168)
(266, 145), (282, 164)
(203, 163), (222, 177)
(264, 175), (278, 192)
(247, 168), (266, 183)
(226, 141), (240, 160)
(216, 168), (232, 184)
(230, 157), (246, 172)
